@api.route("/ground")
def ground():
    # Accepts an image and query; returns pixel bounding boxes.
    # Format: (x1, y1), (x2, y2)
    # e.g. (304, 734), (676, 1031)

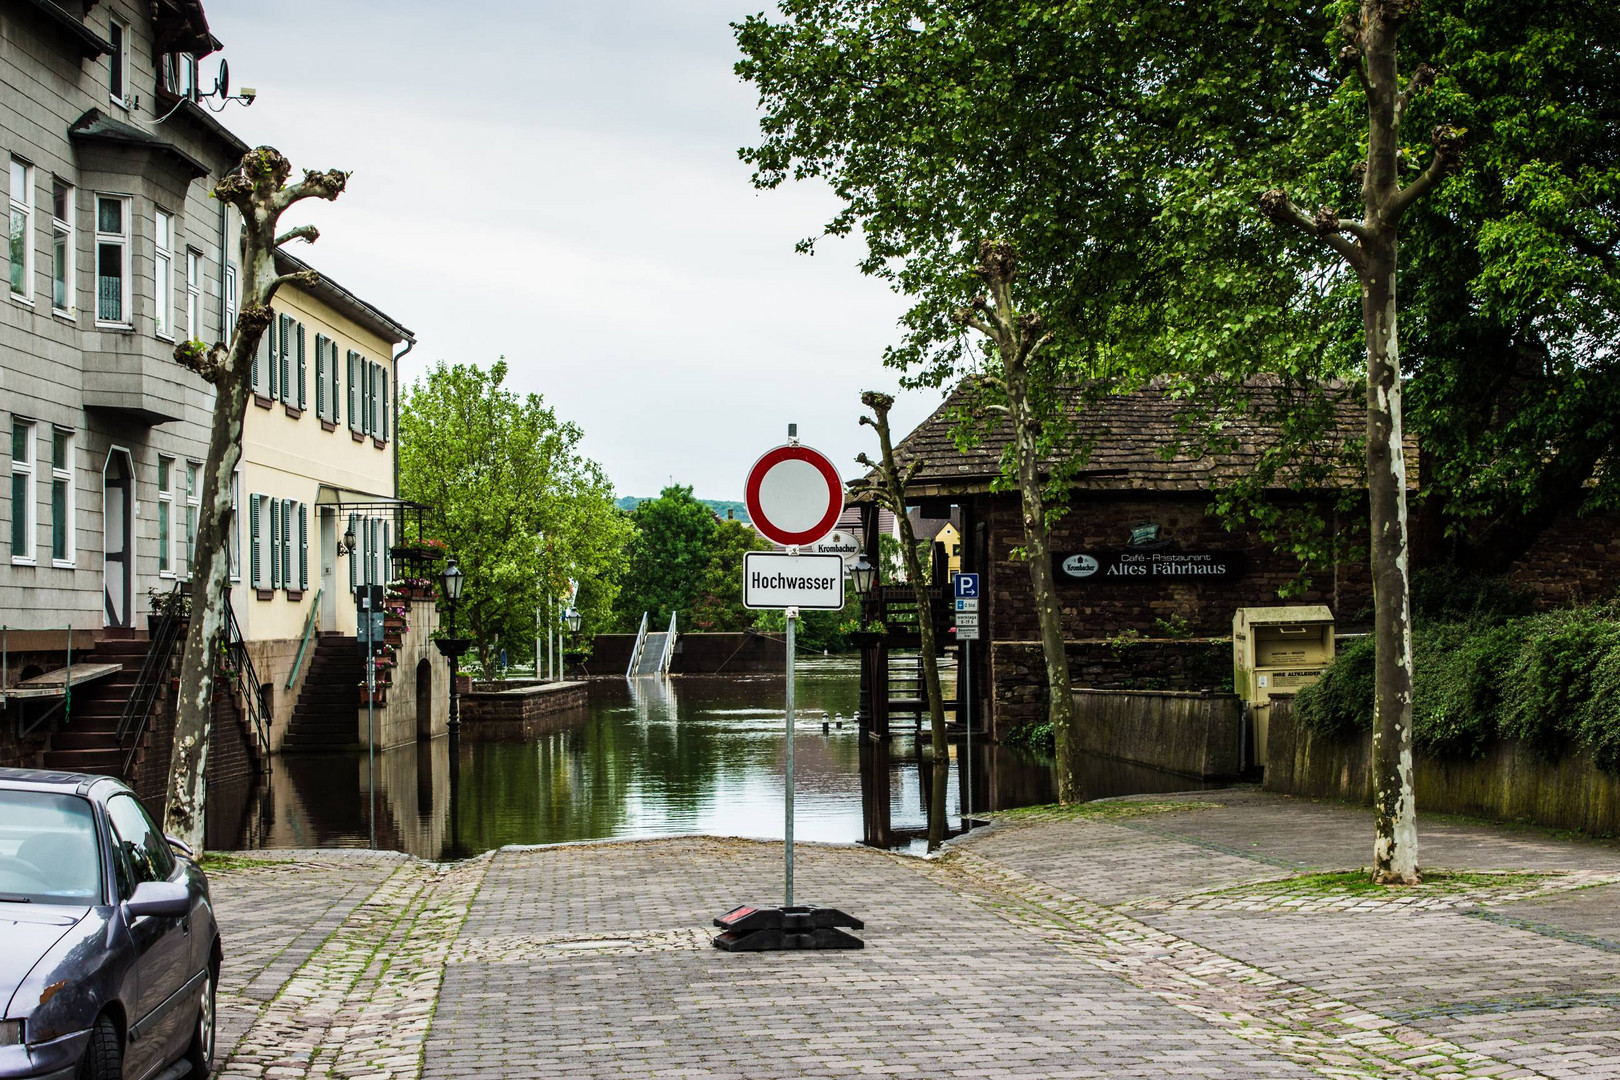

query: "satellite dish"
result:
(213, 59), (229, 100)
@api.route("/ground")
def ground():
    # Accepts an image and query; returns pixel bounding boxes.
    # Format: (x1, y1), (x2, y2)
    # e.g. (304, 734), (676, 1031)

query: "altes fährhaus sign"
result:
(1054, 550), (1247, 584)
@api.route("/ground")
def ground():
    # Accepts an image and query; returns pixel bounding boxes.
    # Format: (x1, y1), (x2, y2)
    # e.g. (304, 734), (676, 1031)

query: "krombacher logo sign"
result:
(1054, 549), (1246, 583)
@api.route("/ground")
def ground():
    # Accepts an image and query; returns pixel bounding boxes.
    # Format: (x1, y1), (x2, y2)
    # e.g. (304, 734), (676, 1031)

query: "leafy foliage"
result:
(689, 519), (773, 633)
(1297, 602), (1620, 771)
(611, 486), (718, 633)
(398, 360), (631, 671)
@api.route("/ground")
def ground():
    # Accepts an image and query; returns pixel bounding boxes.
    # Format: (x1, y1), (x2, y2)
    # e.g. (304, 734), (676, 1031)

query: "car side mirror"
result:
(124, 880), (190, 919)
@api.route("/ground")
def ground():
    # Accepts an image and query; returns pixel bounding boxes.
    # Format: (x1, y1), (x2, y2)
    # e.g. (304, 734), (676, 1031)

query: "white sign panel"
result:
(955, 598), (978, 612)
(954, 611), (979, 630)
(743, 551), (847, 610)
(806, 529), (860, 564)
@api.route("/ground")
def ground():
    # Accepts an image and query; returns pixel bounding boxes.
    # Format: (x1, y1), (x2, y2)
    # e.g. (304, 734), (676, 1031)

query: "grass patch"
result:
(198, 852), (284, 873)
(991, 799), (1221, 823)
(1210, 869), (1550, 898)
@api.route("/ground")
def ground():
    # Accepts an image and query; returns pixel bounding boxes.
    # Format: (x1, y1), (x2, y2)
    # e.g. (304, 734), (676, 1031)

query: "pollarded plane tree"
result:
(166, 147), (348, 852)
(1257, 1), (1462, 885)
(856, 390), (950, 849)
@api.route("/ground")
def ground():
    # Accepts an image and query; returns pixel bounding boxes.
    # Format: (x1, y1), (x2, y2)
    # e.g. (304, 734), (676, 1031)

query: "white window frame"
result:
(162, 52), (197, 100)
(94, 194), (131, 327)
(157, 455), (175, 577)
(182, 460), (199, 579)
(228, 470), (240, 582)
(108, 19), (130, 108)
(50, 178), (73, 317)
(185, 249), (201, 340)
(50, 427), (74, 567)
(154, 210), (174, 340)
(224, 263), (238, 343)
(10, 158), (34, 303)
(10, 418), (37, 564)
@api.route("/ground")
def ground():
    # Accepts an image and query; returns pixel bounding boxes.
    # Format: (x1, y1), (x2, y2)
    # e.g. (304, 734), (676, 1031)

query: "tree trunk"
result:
(1004, 353), (1079, 802)
(860, 392), (951, 850)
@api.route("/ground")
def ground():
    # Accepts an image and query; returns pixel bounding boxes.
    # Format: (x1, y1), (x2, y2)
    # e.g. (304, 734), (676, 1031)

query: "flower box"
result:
(360, 685), (388, 706)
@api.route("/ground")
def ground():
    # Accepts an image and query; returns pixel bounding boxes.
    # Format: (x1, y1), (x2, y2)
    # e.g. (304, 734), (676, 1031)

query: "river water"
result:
(211, 657), (1210, 859)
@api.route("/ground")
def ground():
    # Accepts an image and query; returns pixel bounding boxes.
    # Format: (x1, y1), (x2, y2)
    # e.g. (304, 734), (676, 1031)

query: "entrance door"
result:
(102, 450), (134, 627)
(320, 509), (337, 629)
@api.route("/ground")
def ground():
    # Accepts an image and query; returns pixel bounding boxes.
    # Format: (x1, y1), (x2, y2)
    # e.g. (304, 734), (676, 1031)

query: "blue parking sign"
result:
(954, 573), (979, 600)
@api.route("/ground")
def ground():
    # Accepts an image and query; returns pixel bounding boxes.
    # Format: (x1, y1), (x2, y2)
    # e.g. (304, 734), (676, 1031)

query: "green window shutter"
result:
(283, 503), (293, 592)
(382, 520), (391, 582)
(347, 352), (359, 430)
(314, 334), (327, 417)
(249, 494), (260, 586)
(349, 513), (358, 588)
(271, 499), (282, 587)
(252, 321), (263, 393)
(330, 341), (341, 424)
(380, 367), (389, 441)
(300, 503), (309, 590)
(278, 315), (292, 404)
(266, 316), (277, 399)
(296, 323), (307, 411)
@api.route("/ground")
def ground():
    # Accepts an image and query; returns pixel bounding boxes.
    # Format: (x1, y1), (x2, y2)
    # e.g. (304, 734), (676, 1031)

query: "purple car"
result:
(0, 768), (219, 1080)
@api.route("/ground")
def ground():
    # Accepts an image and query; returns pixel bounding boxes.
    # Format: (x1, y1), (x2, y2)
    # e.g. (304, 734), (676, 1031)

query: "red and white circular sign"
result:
(744, 444), (845, 548)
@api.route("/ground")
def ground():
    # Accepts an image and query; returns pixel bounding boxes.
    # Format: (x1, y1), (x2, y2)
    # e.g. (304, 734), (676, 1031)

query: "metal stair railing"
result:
(117, 584), (188, 775)
(284, 587), (323, 688)
(658, 611), (678, 676)
(224, 596), (271, 765)
(624, 611), (649, 679)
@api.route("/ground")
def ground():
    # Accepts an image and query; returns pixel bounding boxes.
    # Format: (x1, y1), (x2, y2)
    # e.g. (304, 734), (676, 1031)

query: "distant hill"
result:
(615, 497), (750, 523)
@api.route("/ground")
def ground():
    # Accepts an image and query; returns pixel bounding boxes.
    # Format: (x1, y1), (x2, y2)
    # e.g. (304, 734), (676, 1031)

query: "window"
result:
(10, 419), (35, 562)
(157, 456), (174, 576)
(253, 310), (273, 394)
(269, 497), (281, 588)
(108, 20), (130, 108)
(315, 334), (328, 417)
(327, 339), (340, 424)
(95, 195), (130, 324)
(379, 365), (389, 441)
(154, 210), (173, 338)
(295, 322), (306, 411)
(182, 461), (199, 579)
(10, 158), (33, 301)
(224, 263), (238, 343)
(105, 793), (176, 897)
(50, 428), (73, 565)
(185, 250), (201, 339)
(347, 351), (360, 432)
(161, 53), (196, 99)
(299, 503), (309, 590)
(284, 500), (296, 591)
(277, 315), (293, 405)
(249, 492), (262, 587)
(50, 179), (72, 314)
(228, 472), (240, 581)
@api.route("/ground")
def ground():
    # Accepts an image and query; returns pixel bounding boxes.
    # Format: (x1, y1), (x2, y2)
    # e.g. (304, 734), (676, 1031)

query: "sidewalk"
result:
(206, 789), (1620, 1079)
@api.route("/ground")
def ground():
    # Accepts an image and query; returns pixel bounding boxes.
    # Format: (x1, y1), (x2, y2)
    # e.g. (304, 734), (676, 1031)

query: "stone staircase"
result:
(40, 638), (153, 776)
(282, 636), (363, 753)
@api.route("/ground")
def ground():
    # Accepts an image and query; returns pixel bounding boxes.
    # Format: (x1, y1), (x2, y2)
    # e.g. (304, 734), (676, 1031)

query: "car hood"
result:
(0, 907), (88, 1018)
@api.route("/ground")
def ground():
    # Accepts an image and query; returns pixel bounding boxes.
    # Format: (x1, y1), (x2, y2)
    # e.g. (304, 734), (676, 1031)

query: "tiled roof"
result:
(869, 378), (1407, 496)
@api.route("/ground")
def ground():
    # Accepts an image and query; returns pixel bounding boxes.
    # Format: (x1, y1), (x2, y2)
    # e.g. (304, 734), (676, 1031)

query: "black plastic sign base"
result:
(712, 905), (864, 951)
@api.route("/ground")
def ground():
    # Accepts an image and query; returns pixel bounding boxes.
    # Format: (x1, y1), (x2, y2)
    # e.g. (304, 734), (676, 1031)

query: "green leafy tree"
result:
(399, 360), (631, 673)
(612, 486), (718, 632)
(690, 518), (773, 632)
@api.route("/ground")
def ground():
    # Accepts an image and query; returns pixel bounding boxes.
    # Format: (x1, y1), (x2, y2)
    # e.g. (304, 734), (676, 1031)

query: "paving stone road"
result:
(205, 790), (1620, 1079)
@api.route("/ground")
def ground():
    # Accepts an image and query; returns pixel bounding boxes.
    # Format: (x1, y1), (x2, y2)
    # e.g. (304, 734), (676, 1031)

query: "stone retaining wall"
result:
(992, 638), (1231, 737)
(1073, 688), (1243, 779)
(1265, 698), (1620, 836)
(459, 680), (589, 729)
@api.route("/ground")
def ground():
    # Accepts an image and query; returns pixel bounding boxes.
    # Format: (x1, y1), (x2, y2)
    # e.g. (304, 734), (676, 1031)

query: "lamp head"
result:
(342, 526), (356, 553)
(442, 556), (465, 602)
(851, 554), (876, 598)
(564, 608), (583, 633)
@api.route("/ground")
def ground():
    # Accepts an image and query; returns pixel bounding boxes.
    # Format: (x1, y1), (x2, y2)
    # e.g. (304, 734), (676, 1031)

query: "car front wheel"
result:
(184, 961), (217, 1078)
(76, 1015), (120, 1080)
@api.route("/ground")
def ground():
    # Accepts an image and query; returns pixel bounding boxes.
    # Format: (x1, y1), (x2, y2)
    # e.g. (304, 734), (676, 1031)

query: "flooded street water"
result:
(211, 657), (1211, 859)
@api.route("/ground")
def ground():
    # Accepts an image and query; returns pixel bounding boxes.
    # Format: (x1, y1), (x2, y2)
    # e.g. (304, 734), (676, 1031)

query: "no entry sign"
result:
(744, 444), (844, 548)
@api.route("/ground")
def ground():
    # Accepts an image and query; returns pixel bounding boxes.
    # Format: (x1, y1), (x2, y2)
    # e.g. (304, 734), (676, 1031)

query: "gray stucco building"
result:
(3, 0), (247, 633)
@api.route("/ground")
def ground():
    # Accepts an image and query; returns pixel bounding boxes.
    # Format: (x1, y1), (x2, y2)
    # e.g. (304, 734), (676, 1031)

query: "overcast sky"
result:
(213, 0), (940, 501)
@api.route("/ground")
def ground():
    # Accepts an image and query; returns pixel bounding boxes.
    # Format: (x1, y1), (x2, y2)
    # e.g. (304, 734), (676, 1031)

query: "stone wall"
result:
(1506, 509), (1620, 608)
(1072, 689), (1243, 779)
(581, 635), (637, 676)
(990, 638), (1231, 737)
(1265, 698), (1620, 837)
(132, 689), (256, 817)
(459, 681), (589, 733)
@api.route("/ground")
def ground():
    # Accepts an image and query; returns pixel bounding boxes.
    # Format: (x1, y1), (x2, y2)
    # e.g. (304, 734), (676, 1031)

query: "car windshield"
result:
(0, 790), (102, 905)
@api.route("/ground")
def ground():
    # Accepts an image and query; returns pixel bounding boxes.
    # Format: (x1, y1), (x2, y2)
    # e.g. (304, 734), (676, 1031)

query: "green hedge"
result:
(1295, 603), (1620, 773)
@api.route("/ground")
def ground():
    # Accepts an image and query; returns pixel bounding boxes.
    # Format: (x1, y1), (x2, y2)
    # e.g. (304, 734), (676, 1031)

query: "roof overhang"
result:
(18, 0), (114, 59)
(274, 250), (414, 347)
(69, 108), (210, 180)
(152, 0), (219, 58)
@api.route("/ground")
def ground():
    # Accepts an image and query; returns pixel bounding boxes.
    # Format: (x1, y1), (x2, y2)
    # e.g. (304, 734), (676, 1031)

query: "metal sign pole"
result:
(785, 605), (797, 907)
(964, 638), (972, 823)
(365, 556), (376, 850)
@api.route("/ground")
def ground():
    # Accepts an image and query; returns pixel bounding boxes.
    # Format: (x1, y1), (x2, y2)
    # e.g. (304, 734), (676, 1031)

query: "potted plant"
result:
(359, 681), (387, 706)
(147, 587), (192, 637)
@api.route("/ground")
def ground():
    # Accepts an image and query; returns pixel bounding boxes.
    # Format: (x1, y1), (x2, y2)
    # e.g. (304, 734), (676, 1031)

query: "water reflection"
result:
(215, 657), (1208, 860)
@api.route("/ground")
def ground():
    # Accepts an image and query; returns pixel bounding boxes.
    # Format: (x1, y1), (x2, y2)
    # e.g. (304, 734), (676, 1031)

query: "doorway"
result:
(416, 658), (433, 739)
(102, 449), (134, 627)
(320, 509), (337, 630)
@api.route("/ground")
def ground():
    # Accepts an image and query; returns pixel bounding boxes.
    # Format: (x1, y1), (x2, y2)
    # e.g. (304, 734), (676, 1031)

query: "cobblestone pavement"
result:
(204, 792), (1620, 1079)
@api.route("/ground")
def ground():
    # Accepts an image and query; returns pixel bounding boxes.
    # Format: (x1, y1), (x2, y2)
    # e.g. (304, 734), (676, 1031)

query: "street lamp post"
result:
(850, 554), (877, 728)
(433, 557), (471, 857)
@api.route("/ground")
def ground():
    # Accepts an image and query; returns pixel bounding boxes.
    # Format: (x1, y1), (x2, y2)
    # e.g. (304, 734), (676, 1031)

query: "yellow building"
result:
(229, 249), (446, 751)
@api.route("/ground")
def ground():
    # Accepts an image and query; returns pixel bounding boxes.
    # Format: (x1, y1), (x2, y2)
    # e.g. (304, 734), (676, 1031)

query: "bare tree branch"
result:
(1387, 125), (1464, 221)
(271, 167), (350, 213)
(173, 340), (229, 385)
(276, 224), (320, 246)
(265, 269), (321, 298)
(1260, 189), (1368, 273)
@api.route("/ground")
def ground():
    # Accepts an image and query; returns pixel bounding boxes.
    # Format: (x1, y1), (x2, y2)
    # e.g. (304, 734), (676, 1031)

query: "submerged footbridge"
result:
(626, 612), (678, 678)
